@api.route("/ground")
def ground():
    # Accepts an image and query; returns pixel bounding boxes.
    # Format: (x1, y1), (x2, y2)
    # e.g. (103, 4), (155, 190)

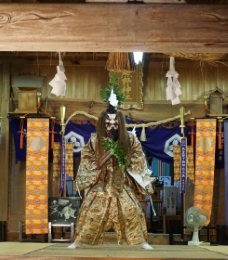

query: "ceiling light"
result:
(133, 52), (143, 65)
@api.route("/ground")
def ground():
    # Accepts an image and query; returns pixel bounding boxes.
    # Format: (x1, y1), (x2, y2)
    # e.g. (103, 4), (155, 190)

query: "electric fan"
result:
(185, 206), (208, 246)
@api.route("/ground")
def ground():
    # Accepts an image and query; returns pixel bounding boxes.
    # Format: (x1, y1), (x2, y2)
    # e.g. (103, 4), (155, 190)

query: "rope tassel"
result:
(140, 126), (146, 142)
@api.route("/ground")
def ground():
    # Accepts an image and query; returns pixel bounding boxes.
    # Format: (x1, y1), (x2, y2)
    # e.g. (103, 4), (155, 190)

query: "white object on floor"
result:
(141, 242), (153, 250)
(67, 241), (82, 249)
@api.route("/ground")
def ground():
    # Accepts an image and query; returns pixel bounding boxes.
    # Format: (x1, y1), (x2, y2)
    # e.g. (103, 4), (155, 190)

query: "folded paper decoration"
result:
(108, 89), (118, 107)
(166, 56), (182, 105)
(49, 52), (67, 96)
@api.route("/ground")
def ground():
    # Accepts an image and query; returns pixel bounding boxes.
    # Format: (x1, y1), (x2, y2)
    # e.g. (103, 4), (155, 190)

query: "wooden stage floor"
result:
(0, 242), (228, 260)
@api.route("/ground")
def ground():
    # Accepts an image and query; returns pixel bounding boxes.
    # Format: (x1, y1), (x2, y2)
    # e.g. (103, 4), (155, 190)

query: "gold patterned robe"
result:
(74, 132), (152, 245)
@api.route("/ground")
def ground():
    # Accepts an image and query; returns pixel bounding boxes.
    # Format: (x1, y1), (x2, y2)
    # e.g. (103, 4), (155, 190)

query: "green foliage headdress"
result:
(100, 73), (128, 170)
(100, 73), (126, 110)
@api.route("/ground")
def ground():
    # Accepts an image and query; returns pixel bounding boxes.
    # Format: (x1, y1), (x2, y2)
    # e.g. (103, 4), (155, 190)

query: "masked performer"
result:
(68, 85), (154, 250)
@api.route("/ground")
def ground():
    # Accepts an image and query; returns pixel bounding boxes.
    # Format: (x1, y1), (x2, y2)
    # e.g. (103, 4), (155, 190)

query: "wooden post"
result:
(188, 119), (195, 147)
(217, 119), (223, 150)
(0, 63), (10, 221)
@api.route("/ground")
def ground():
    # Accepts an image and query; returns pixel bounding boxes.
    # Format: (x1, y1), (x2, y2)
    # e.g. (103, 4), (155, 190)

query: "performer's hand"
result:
(98, 151), (112, 167)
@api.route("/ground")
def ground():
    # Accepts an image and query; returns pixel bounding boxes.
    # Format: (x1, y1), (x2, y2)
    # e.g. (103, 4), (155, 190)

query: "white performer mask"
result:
(105, 114), (118, 131)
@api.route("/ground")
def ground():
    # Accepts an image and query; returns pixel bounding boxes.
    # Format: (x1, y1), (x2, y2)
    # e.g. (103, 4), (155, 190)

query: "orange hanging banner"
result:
(193, 119), (216, 226)
(25, 118), (49, 234)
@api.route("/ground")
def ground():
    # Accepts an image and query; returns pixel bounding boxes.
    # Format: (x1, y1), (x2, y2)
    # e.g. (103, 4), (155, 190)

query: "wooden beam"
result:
(0, 4), (228, 52)
(0, 63), (10, 221)
(137, 0), (186, 3)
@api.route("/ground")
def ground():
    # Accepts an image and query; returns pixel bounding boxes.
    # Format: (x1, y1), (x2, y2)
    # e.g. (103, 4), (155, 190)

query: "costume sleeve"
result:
(127, 133), (152, 177)
(126, 133), (154, 195)
(76, 134), (101, 190)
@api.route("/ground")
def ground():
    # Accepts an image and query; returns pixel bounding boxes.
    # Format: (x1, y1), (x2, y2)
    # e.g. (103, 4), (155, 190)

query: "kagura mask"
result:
(105, 113), (118, 141)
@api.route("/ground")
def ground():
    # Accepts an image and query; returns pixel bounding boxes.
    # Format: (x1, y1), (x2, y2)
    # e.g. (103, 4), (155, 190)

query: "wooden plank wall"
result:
(9, 59), (228, 121)
(0, 64), (10, 222)
(10, 60), (228, 102)
(144, 61), (228, 102)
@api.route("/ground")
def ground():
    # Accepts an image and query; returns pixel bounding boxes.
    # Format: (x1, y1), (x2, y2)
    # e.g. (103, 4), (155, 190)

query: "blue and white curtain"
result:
(8, 117), (95, 162)
(8, 116), (224, 168)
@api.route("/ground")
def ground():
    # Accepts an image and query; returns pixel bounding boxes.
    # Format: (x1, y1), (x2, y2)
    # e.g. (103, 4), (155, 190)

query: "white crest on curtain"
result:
(30, 137), (45, 150)
(166, 56), (182, 105)
(49, 52), (67, 96)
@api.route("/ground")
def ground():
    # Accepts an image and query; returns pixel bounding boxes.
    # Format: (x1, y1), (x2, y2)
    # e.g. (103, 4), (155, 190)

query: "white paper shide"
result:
(49, 52), (67, 97)
(166, 56), (182, 105)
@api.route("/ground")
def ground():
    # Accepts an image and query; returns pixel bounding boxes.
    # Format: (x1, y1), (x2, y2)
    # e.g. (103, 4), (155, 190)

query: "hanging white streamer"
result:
(166, 56), (182, 105)
(131, 126), (136, 137)
(108, 89), (118, 107)
(49, 52), (67, 96)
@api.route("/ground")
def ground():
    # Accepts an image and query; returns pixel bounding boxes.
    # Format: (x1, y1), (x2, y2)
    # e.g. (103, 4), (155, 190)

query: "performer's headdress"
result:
(99, 74), (129, 169)
(100, 73), (126, 113)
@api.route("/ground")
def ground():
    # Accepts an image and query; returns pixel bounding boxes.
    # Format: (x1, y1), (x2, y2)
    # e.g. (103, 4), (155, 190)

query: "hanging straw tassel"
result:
(140, 126), (146, 142)
(105, 52), (135, 73)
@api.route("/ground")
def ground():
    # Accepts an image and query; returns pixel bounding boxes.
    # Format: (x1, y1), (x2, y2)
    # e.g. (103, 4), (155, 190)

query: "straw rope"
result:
(64, 110), (191, 131)
(105, 52), (135, 73)
(126, 110), (191, 128)
(65, 111), (98, 129)
(165, 53), (228, 67)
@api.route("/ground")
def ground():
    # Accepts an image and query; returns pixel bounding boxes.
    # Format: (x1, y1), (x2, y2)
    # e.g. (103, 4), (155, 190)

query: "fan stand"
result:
(188, 230), (202, 246)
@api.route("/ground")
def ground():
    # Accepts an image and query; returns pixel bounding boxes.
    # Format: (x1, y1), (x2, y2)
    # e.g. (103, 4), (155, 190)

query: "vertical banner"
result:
(194, 119), (216, 226)
(52, 142), (74, 181)
(60, 136), (66, 193)
(180, 137), (187, 194)
(224, 121), (228, 225)
(26, 118), (49, 234)
(173, 145), (194, 184)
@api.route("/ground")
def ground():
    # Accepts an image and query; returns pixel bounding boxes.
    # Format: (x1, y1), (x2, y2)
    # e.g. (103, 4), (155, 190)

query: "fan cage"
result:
(185, 206), (207, 232)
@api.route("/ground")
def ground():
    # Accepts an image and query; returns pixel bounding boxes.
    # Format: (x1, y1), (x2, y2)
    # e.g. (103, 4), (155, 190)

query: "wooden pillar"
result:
(0, 63), (10, 221)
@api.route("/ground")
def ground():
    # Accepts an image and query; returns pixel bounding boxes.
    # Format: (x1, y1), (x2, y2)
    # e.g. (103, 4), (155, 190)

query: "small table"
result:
(48, 222), (75, 243)
(162, 212), (182, 234)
